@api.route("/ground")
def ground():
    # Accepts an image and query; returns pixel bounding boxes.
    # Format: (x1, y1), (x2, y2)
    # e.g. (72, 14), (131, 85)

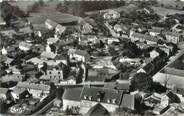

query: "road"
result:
(104, 22), (119, 37)
(31, 98), (56, 115)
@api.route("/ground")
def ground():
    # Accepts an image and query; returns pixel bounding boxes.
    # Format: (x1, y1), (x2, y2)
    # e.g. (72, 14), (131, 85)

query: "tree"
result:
(131, 73), (153, 92)
(38, 0), (45, 6)
(1, 1), (14, 26)
(49, 44), (56, 53)
(0, 99), (6, 114)
(41, 62), (47, 74)
(49, 82), (56, 97)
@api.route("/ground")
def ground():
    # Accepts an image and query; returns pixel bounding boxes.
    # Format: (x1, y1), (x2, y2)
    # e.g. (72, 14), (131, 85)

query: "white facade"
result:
(1, 47), (7, 55)
(150, 50), (159, 59)
(166, 35), (180, 44)
(28, 89), (49, 98)
(80, 100), (118, 114)
(149, 32), (160, 37)
(69, 54), (85, 62)
(62, 99), (81, 111)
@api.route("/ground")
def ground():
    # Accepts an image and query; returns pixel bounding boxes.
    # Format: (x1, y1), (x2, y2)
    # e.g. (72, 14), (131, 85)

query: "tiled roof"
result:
(121, 94), (134, 110)
(19, 41), (32, 48)
(87, 68), (116, 82)
(62, 87), (83, 101)
(165, 31), (181, 37)
(12, 87), (27, 95)
(55, 24), (66, 34)
(47, 37), (58, 44)
(27, 16), (47, 24)
(41, 51), (57, 59)
(68, 49), (90, 58)
(16, 82), (50, 91)
(80, 87), (123, 105)
(1, 74), (23, 82)
(132, 32), (159, 42)
(19, 27), (33, 34)
(148, 28), (161, 33)
(0, 88), (8, 95)
(143, 62), (155, 73)
(45, 19), (58, 28)
(32, 24), (48, 31)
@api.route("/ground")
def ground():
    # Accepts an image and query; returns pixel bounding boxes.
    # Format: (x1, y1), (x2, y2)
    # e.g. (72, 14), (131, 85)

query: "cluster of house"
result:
(1, 1), (184, 115)
(153, 51), (184, 96)
(61, 82), (134, 115)
(0, 82), (50, 102)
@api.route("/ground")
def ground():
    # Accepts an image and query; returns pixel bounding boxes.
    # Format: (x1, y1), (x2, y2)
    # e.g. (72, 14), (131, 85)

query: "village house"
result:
(18, 26), (33, 36)
(148, 27), (163, 37)
(0, 12), (6, 26)
(106, 37), (120, 45)
(68, 49), (90, 63)
(158, 45), (171, 56)
(0, 29), (16, 38)
(16, 82), (50, 98)
(82, 22), (93, 34)
(0, 74), (24, 83)
(0, 88), (9, 100)
(91, 57), (117, 70)
(7, 66), (21, 75)
(59, 75), (76, 85)
(137, 62), (155, 75)
(31, 44), (45, 54)
(80, 87), (123, 114)
(149, 49), (160, 59)
(103, 10), (120, 20)
(152, 104), (170, 115)
(30, 22), (49, 36)
(1, 47), (8, 55)
(55, 24), (66, 35)
(11, 87), (30, 102)
(165, 31), (183, 44)
(40, 68), (63, 84)
(120, 94), (135, 111)
(47, 37), (59, 45)
(130, 32), (159, 44)
(40, 51), (57, 60)
(45, 19), (58, 30)
(144, 92), (169, 108)
(113, 24), (122, 33)
(87, 68), (117, 82)
(19, 41), (32, 51)
(62, 87), (82, 111)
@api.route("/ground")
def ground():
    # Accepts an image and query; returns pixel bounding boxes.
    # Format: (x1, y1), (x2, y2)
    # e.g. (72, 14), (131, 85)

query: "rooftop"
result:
(80, 87), (123, 105)
(62, 87), (83, 101)
(0, 88), (8, 94)
(132, 32), (159, 42)
(16, 82), (50, 91)
(168, 54), (184, 70)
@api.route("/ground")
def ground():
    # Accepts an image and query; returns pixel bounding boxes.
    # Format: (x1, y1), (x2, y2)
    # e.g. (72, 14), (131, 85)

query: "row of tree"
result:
(56, 1), (125, 16)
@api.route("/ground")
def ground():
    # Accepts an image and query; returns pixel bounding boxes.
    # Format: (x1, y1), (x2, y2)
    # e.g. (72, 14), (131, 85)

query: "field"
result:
(152, 6), (184, 16)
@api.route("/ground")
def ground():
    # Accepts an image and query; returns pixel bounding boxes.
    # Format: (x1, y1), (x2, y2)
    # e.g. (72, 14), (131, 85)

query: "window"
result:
(49, 72), (52, 74)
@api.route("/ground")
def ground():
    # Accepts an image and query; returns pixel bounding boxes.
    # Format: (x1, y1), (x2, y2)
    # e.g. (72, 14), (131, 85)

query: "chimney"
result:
(89, 96), (92, 100)
(84, 95), (87, 100)
(107, 99), (111, 103)
(112, 99), (116, 104)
